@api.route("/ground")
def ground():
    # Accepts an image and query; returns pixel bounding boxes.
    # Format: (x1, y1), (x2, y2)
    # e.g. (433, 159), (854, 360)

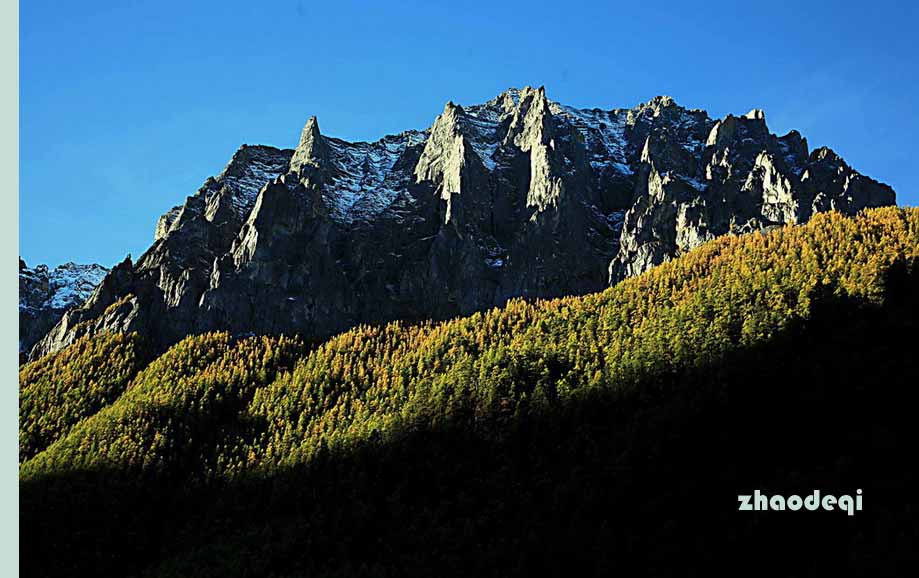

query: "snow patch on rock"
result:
(551, 104), (632, 174)
(20, 262), (109, 312)
(219, 146), (291, 216)
(323, 131), (428, 223)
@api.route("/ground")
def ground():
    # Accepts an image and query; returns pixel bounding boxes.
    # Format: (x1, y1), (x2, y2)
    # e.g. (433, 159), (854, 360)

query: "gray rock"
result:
(608, 107), (895, 281)
(28, 88), (896, 360)
(19, 259), (108, 356)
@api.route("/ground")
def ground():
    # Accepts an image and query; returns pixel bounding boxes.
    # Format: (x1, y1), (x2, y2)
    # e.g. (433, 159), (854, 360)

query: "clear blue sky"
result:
(21, 0), (919, 267)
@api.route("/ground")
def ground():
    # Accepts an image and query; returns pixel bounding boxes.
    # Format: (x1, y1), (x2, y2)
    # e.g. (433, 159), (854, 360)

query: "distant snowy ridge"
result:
(19, 260), (108, 312)
(19, 259), (109, 354)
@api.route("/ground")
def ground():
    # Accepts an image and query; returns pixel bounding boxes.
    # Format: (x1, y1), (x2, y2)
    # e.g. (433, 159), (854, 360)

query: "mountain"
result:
(19, 259), (108, 354)
(27, 87), (895, 360)
(20, 208), (919, 577)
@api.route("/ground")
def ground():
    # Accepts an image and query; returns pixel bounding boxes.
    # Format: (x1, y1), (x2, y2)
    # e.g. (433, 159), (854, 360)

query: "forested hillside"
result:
(20, 207), (919, 577)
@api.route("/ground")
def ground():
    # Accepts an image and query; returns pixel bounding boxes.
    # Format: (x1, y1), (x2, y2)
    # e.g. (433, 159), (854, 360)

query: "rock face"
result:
(28, 87), (896, 360)
(19, 259), (108, 354)
(608, 105), (895, 279)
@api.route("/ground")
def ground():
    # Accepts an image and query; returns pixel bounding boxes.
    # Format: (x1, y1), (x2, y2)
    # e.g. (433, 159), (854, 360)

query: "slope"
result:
(20, 207), (919, 577)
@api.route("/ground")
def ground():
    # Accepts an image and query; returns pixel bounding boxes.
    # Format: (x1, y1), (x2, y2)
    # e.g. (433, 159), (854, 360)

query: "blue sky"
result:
(21, 0), (919, 267)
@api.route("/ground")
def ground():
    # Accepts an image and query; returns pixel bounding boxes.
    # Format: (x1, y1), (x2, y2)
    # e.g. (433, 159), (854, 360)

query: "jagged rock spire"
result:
(290, 116), (327, 174)
(504, 86), (565, 212)
(414, 101), (467, 223)
(706, 115), (737, 147)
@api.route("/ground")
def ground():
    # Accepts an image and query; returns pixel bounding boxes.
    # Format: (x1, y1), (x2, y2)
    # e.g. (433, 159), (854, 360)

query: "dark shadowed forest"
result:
(20, 208), (919, 577)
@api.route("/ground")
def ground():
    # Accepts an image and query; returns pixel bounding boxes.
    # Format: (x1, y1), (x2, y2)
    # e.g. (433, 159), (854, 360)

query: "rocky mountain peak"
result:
(27, 87), (897, 361)
(705, 116), (734, 147)
(506, 86), (552, 145)
(644, 95), (678, 114)
(489, 87), (522, 111)
(414, 101), (467, 217)
(706, 112), (770, 148)
(810, 146), (842, 164)
(778, 129), (809, 166)
(290, 115), (327, 175)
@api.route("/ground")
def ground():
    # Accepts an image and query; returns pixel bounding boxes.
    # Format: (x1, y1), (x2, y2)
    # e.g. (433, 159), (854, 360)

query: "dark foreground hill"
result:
(20, 207), (919, 577)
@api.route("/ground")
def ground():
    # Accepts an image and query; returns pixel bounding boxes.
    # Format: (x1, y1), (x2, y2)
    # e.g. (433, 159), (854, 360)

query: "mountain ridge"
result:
(28, 87), (896, 360)
(19, 259), (108, 355)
